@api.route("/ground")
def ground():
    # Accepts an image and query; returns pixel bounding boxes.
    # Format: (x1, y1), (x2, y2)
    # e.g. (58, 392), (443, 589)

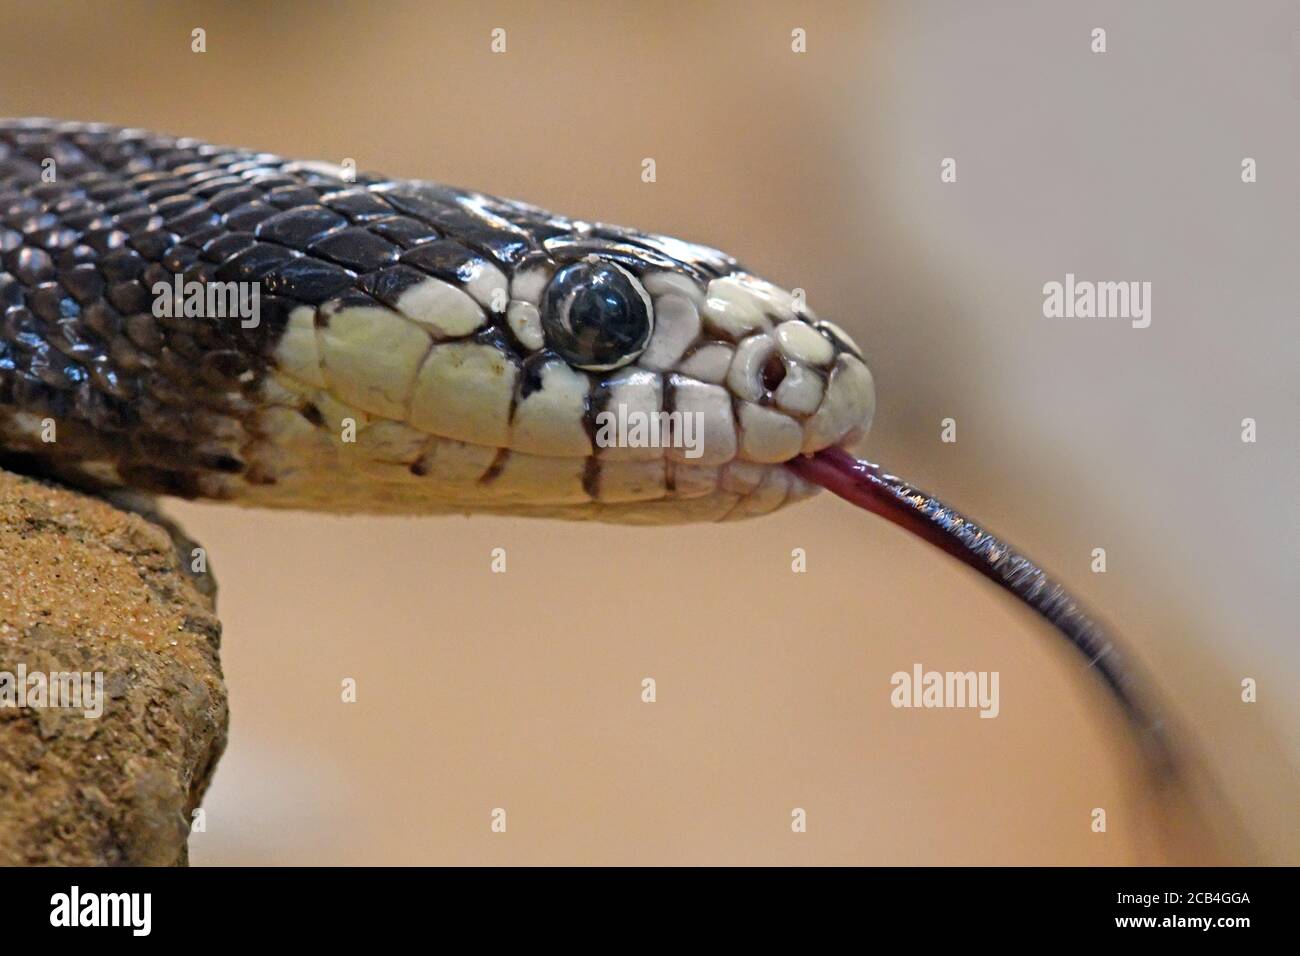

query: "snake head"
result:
(253, 188), (876, 522)
(0, 122), (872, 521)
(0, 123), (883, 520)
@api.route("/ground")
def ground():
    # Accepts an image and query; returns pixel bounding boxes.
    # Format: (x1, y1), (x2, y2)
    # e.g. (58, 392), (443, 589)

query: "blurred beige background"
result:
(2, 0), (1295, 864)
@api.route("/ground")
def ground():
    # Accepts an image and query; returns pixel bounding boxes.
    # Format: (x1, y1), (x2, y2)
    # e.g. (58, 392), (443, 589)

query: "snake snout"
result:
(648, 270), (875, 466)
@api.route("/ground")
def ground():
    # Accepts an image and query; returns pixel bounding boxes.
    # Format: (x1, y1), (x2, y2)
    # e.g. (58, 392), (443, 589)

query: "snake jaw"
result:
(235, 266), (875, 521)
(234, 276), (874, 521)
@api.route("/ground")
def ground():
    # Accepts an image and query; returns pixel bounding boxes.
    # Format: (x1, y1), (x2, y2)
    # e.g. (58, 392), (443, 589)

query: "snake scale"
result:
(2, 119), (1221, 825)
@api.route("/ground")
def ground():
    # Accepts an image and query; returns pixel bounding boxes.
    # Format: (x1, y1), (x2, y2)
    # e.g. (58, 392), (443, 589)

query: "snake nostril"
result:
(300, 402), (325, 427)
(761, 353), (787, 393)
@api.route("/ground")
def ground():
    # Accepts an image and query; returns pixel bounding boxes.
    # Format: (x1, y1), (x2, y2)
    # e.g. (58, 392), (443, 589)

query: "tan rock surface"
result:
(0, 468), (226, 865)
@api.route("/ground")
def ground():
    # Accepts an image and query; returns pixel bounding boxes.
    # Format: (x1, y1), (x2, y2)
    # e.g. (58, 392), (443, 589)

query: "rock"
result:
(0, 468), (226, 865)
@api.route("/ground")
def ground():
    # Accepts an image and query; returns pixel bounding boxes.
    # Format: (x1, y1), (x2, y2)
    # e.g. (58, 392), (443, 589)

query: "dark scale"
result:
(399, 238), (495, 285)
(0, 119), (744, 498)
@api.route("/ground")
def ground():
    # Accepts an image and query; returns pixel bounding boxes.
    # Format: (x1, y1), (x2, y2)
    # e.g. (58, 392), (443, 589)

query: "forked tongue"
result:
(787, 446), (1255, 863)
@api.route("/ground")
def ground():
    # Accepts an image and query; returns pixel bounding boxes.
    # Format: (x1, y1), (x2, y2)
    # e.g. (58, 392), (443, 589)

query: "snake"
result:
(0, 119), (1232, 845)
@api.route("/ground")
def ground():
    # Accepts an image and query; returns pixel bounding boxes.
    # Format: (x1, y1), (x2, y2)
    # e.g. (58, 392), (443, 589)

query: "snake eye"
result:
(540, 259), (654, 371)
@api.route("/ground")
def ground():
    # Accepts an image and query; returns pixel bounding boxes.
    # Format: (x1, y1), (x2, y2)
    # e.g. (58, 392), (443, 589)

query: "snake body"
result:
(0, 119), (875, 522)
(3, 120), (1227, 825)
